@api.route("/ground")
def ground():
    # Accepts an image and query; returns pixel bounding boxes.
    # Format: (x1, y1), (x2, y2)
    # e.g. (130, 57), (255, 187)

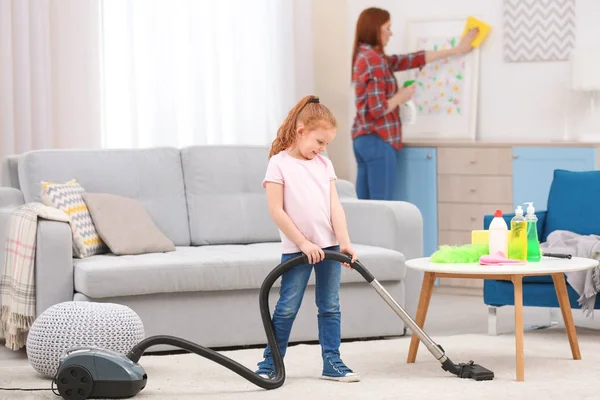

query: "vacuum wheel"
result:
(56, 365), (94, 400)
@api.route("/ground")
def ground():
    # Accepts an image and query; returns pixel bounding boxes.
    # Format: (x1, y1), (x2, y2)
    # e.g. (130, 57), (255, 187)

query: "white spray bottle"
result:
(400, 80), (417, 125)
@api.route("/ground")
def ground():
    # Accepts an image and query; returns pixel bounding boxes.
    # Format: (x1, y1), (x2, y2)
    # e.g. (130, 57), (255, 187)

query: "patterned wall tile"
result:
(503, 0), (576, 62)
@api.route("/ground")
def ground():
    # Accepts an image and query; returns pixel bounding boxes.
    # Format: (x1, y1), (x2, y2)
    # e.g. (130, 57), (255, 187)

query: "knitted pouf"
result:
(26, 301), (145, 377)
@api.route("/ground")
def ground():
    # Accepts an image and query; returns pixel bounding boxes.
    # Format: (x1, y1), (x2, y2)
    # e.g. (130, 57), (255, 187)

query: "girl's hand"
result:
(300, 241), (324, 264)
(340, 243), (358, 269)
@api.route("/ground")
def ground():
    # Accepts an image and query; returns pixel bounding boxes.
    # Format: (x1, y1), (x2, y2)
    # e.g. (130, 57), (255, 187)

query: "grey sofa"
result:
(0, 145), (424, 349)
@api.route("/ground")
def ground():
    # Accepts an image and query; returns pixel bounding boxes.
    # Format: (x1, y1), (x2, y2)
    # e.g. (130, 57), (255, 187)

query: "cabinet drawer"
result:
(438, 175), (513, 204)
(437, 147), (513, 176)
(438, 203), (513, 231)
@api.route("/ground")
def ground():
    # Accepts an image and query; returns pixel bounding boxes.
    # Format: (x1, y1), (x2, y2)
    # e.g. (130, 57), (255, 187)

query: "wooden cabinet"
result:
(399, 141), (600, 289)
(435, 146), (513, 289)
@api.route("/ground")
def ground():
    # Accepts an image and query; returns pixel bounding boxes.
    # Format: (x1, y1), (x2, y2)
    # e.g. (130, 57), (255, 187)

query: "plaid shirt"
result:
(351, 44), (426, 150)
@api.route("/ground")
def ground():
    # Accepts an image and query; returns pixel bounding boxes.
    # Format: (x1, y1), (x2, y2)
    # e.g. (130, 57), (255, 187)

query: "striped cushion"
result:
(41, 179), (106, 258)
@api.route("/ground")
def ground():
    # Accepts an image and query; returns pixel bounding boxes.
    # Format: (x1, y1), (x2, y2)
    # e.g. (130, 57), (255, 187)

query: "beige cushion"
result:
(82, 193), (175, 255)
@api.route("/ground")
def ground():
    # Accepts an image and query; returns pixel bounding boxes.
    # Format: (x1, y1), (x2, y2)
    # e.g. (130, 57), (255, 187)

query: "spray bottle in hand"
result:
(400, 80), (417, 124)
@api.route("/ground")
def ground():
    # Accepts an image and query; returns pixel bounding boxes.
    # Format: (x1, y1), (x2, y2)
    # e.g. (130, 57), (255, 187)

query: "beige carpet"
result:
(2, 328), (599, 400)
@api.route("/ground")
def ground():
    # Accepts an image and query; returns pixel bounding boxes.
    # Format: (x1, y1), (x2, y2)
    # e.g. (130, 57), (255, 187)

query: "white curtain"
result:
(100, 0), (298, 149)
(0, 0), (53, 158)
(0, 0), (102, 165)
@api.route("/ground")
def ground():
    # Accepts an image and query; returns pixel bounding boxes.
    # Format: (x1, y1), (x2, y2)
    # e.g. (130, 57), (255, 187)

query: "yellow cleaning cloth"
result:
(471, 230), (511, 245)
(461, 16), (491, 48)
(471, 230), (489, 245)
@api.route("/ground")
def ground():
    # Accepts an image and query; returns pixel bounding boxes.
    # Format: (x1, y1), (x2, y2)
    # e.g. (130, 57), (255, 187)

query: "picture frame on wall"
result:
(401, 17), (480, 141)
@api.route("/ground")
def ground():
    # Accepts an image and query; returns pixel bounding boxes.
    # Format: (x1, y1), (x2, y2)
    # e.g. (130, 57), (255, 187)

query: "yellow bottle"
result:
(508, 205), (527, 261)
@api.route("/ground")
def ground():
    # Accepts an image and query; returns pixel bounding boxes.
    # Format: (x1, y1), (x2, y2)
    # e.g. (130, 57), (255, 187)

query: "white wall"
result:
(311, 0), (353, 180)
(311, 0), (600, 182)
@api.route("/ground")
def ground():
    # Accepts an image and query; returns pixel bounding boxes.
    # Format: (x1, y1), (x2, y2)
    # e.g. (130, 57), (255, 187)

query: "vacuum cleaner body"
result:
(55, 347), (147, 399)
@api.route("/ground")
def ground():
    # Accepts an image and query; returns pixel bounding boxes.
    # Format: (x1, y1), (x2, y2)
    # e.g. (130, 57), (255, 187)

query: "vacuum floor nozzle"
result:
(456, 361), (495, 381)
(442, 359), (494, 381)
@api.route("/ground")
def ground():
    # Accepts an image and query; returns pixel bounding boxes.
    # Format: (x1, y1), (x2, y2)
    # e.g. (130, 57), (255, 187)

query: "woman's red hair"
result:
(351, 7), (391, 76)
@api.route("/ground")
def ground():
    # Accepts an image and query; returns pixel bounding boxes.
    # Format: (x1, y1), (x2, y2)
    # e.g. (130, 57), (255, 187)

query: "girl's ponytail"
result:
(269, 95), (316, 158)
(269, 95), (335, 158)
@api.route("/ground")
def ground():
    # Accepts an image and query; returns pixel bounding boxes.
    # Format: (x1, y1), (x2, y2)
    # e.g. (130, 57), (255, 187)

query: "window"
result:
(100, 0), (297, 148)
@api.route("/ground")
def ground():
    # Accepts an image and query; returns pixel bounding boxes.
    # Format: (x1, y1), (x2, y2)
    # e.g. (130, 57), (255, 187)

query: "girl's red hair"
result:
(269, 95), (337, 158)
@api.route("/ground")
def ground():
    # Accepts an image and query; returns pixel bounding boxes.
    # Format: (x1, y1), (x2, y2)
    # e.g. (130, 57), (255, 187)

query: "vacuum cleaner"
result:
(52, 250), (494, 399)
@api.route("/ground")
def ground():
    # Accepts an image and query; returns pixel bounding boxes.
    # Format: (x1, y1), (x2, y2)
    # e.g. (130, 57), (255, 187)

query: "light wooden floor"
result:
(2, 287), (599, 366)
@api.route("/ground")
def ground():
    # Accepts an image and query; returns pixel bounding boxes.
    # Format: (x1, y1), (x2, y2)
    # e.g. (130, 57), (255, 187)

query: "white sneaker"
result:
(320, 372), (360, 382)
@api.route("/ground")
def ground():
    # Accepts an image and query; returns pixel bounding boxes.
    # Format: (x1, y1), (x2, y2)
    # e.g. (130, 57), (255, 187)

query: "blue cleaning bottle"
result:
(524, 202), (541, 262)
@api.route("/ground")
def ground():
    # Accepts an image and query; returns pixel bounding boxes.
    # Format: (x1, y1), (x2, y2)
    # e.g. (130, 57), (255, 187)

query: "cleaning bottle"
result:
(507, 205), (527, 261)
(400, 80), (417, 124)
(524, 202), (541, 262)
(488, 209), (508, 257)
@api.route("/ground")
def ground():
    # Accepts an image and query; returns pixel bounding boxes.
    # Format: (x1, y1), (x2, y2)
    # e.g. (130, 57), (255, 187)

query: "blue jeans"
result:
(353, 134), (397, 200)
(261, 245), (342, 360)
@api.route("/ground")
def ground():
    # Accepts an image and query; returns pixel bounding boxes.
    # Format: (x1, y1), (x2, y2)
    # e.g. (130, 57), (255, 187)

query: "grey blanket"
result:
(540, 230), (600, 317)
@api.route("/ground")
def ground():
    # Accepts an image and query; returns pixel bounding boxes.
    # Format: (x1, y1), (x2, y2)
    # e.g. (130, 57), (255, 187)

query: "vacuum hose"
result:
(126, 251), (372, 389)
(126, 250), (493, 388)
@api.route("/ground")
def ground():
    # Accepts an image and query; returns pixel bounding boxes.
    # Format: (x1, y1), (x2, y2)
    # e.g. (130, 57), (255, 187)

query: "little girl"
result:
(255, 95), (360, 383)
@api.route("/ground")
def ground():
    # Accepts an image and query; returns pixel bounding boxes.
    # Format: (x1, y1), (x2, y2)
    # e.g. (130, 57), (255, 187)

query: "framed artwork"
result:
(401, 17), (480, 141)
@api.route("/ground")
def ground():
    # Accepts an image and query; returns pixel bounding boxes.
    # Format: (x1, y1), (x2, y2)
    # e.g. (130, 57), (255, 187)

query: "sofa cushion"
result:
(544, 169), (600, 242)
(83, 192), (176, 255)
(17, 147), (190, 246)
(41, 179), (107, 258)
(73, 243), (406, 298)
(181, 145), (280, 245)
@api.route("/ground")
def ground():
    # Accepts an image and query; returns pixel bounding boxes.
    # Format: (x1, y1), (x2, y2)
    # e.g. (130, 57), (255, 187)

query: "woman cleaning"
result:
(351, 7), (479, 200)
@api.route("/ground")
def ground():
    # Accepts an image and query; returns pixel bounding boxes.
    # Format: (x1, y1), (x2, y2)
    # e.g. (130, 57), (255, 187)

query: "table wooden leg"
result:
(512, 275), (525, 382)
(552, 272), (581, 360)
(407, 272), (436, 363)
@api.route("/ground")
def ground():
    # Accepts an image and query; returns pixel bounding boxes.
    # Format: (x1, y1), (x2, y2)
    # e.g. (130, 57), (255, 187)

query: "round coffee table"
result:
(405, 256), (599, 382)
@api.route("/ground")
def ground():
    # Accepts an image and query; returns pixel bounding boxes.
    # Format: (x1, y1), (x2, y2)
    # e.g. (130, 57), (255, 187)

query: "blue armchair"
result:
(483, 169), (600, 333)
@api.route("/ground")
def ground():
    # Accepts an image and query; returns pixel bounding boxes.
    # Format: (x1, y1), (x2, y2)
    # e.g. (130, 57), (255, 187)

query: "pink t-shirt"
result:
(262, 151), (338, 254)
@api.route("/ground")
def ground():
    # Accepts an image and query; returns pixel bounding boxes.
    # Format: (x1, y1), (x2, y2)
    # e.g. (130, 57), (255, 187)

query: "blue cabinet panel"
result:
(395, 147), (438, 257)
(512, 147), (597, 211)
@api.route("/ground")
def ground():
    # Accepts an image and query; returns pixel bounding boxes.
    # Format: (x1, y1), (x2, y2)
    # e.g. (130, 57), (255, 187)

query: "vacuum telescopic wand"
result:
(364, 271), (494, 381)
